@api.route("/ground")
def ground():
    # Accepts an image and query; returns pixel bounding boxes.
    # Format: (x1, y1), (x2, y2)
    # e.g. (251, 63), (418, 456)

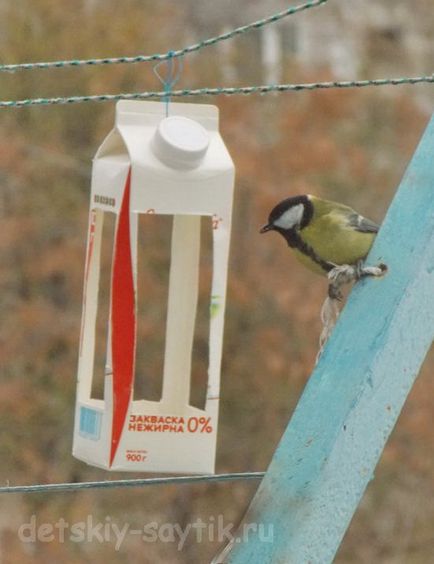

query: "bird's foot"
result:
(354, 260), (388, 280)
(327, 264), (355, 301)
(328, 261), (388, 300)
(320, 262), (387, 364)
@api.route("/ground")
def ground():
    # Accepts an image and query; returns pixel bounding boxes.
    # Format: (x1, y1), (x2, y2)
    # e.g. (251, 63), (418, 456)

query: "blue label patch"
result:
(79, 406), (102, 440)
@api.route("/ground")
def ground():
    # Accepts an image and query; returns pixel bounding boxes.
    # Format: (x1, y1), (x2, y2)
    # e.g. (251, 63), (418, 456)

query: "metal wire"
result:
(0, 0), (328, 73)
(0, 472), (265, 494)
(1, 74), (433, 108)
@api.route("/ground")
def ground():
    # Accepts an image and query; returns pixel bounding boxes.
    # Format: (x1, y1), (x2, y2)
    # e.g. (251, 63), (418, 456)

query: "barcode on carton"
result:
(79, 406), (102, 440)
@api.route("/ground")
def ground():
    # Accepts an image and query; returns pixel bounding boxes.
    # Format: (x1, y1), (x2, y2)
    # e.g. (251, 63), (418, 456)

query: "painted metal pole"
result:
(215, 114), (434, 563)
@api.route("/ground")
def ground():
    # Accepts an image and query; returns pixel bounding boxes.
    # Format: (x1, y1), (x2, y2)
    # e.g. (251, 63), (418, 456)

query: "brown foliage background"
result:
(1, 1), (434, 562)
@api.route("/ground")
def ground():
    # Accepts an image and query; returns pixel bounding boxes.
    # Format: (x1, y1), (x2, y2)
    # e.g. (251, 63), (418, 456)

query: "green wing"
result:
(326, 201), (379, 233)
(346, 211), (379, 233)
(311, 198), (379, 234)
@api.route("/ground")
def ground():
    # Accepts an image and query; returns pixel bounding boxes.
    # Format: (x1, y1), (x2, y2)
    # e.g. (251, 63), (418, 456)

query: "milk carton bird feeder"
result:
(73, 101), (235, 473)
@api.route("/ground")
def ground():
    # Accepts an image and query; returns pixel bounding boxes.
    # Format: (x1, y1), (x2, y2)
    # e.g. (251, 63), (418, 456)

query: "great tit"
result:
(259, 194), (379, 276)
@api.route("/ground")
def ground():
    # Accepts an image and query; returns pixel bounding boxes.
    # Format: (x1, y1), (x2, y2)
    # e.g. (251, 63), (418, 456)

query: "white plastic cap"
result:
(152, 115), (210, 169)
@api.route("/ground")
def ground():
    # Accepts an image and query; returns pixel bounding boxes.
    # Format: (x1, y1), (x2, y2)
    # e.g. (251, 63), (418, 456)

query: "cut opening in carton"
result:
(134, 213), (171, 401)
(133, 214), (212, 408)
(190, 216), (213, 410)
(91, 211), (116, 400)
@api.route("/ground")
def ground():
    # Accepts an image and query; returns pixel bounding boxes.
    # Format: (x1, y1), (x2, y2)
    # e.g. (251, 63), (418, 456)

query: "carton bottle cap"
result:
(152, 115), (210, 169)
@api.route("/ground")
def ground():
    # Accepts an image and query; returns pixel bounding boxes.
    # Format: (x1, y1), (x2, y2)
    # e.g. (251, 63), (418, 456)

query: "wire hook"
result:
(153, 51), (184, 116)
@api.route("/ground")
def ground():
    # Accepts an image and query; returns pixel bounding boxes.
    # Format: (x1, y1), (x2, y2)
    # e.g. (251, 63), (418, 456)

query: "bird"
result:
(259, 194), (380, 279)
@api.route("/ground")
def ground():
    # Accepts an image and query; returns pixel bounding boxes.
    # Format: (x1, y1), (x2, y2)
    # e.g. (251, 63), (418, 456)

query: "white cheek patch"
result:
(274, 204), (304, 229)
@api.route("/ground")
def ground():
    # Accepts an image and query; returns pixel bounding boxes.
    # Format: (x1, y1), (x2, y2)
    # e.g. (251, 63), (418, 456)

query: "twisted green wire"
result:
(1, 75), (433, 108)
(0, 0), (328, 73)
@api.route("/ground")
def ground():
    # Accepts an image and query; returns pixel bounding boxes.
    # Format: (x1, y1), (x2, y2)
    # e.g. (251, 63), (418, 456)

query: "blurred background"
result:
(1, 0), (434, 562)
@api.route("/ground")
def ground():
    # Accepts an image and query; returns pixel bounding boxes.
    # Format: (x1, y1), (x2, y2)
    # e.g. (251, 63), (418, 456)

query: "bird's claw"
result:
(355, 260), (388, 280)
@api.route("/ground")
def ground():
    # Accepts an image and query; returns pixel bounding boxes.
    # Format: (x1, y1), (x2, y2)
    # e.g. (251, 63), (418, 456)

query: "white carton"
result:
(73, 101), (235, 473)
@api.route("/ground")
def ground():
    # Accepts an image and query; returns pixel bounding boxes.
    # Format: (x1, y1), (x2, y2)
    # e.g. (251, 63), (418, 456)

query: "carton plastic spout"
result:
(152, 115), (210, 169)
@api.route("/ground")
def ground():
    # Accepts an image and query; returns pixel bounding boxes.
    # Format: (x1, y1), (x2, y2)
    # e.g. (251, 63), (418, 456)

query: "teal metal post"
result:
(217, 114), (434, 563)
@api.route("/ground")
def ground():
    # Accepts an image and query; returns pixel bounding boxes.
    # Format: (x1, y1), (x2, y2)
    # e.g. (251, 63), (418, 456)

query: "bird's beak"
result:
(259, 223), (273, 234)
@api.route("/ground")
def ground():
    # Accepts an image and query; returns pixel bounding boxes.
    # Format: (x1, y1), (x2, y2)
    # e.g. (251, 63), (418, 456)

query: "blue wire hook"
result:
(153, 51), (184, 117)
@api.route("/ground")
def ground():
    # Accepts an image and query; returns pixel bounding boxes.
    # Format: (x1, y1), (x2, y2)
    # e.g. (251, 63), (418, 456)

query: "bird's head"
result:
(260, 195), (313, 237)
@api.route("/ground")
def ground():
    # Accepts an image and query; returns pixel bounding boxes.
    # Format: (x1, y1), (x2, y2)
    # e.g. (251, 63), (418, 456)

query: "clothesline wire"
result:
(0, 0), (328, 73)
(0, 472), (265, 495)
(1, 74), (433, 108)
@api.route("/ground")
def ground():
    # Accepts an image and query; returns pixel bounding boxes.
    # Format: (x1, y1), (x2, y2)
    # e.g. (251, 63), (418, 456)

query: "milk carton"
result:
(73, 101), (235, 473)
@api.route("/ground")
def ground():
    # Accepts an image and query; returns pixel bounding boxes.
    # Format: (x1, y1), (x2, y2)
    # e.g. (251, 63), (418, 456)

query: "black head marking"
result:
(261, 195), (333, 272)
(268, 195), (313, 230)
